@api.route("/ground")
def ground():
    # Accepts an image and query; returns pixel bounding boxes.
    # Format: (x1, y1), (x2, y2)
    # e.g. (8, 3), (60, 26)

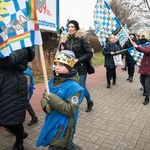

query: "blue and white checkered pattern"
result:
(94, 0), (121, 46)
(117, 24), (129, 47)
(128, 47), (144, 66)
(127, 42), (150, 66)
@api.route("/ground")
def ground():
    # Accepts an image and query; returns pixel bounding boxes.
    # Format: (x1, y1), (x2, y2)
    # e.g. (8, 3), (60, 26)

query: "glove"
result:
(41, 93), (52, 113)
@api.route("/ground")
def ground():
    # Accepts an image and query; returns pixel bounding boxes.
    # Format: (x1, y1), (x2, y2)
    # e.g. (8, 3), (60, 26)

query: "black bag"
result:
(86, 61), (95, 74)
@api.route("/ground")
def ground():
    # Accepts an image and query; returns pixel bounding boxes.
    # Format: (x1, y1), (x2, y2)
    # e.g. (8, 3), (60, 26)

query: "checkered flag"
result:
(127, 47), (144, 66)
(117, 24), (129, 47)
(94, 0), (121, 46)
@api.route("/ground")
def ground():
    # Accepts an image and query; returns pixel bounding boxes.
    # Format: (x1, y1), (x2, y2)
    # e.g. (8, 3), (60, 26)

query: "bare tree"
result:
(109, 0), (150, 31)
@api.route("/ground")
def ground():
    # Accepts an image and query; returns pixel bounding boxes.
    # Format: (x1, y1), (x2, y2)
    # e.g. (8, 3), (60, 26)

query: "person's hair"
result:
(108, 34), (115, 40)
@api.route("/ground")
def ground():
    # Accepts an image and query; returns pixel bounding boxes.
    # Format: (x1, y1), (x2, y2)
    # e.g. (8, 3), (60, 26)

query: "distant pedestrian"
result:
(123, 33), (140, 82)
(140, 35), (148, 44)
(131, 40), (150, 105)
(24, 67), (38, 126)
(37, 50), (84, 150)
(102, 35), (121, 88)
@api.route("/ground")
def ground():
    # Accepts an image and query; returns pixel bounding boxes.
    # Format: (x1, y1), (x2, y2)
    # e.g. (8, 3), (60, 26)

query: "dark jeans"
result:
(4, 124), (24, 146)
(140, 74), (150, 97)
(127, 63), (135, 77)
(106, 68), (116, 84)
(79, 74), (91, 103)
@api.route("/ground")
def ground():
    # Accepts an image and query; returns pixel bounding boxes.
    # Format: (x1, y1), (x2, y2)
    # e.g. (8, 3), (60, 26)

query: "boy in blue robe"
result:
(37, 50), (85, 150)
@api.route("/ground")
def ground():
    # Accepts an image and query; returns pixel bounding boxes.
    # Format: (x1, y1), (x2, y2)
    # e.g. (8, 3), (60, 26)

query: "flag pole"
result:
(39, 45), (50, 93)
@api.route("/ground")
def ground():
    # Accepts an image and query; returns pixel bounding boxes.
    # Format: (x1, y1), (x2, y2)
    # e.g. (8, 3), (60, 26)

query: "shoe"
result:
(112, 80), (116, 85)
(13, 143), (24, 150)
(121, 68), (126, 71)
(28, 117), (38, 126)
(86, 101), (94, 112)
(23, 132), (28, 139)
(143, 92), (146, 96)
(129, 77), (133, 82)
(107, 84), (110, 88)
(143, 96), (149, 105)
(64, 143), (83, 150)
(127, 77), (130, 80)
(5, 129), (13, 134)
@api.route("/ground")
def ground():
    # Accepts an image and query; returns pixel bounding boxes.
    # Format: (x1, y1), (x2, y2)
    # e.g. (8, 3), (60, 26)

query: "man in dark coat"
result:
(0, 47), (35, 150)
(123, 33), (140, 82)
(140, 35), (148, 44)
(131, 41), (150, 105)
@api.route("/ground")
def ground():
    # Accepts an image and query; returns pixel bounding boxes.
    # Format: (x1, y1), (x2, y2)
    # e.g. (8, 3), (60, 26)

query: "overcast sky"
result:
(59, 0), (97, 30)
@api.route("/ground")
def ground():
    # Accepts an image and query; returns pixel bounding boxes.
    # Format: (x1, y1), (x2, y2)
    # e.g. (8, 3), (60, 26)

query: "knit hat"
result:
(54, 50), (75, 69)
(67, 20), (80, 30)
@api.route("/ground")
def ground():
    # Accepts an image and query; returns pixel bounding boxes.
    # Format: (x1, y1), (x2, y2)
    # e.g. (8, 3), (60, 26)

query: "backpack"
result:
(23, 67), (35, 99)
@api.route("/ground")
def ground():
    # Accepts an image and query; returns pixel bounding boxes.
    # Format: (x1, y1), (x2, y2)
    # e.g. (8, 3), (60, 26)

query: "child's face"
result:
(54, 62), (69, 76)
(109, 37), (116, 43)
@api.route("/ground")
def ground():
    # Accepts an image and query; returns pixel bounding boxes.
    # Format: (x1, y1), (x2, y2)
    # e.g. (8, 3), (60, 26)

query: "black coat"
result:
(102, 42), (120, 68)
(65, 32), (93, 75)
(0, 47), (35, 126)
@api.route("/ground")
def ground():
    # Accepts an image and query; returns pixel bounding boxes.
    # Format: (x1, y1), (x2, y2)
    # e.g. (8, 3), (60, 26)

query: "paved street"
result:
(0, 65), (150, 150)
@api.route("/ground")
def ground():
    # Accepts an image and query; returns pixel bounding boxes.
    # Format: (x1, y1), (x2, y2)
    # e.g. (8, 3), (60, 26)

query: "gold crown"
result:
(54, 52), (75, 68)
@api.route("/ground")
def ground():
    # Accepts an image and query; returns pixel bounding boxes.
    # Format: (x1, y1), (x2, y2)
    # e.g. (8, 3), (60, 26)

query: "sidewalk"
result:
(1, 65), (150, 150)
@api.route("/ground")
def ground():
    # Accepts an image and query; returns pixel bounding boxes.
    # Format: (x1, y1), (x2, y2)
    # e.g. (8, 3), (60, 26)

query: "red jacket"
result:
(137, 45), (150, 76)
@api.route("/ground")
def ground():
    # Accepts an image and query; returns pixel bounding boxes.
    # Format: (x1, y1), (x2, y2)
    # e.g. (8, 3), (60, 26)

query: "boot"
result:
(23, 132), (28, 139)
(64, 142), (83, 150)
(127, 76), (130, 80)
(143, 96), (149, 105)
(121, 68), (126, 71)
(13, 143), (24, 150)
(106, 83), (110, 88)
(28, 117), (38, 126)
(5, 129), (28, 139)
(86, 101), (94, 112)
(129, 77), (133, 82)
(112, 79), (116, 85)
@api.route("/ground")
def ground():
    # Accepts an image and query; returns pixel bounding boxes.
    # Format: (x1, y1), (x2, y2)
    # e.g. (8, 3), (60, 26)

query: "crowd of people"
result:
(0, 19), (149, 150)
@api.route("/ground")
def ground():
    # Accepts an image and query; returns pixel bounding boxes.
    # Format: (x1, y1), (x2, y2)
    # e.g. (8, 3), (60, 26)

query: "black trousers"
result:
(127, 63), (135, 77)
(26, 102), (36, 118)
(4, 124), (24, 146)
(106, 67), (116, 84)
(140, 74), (150, 97)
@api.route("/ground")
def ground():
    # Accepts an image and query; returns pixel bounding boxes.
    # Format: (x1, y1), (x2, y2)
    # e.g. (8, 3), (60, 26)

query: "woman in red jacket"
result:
(131, 41), (150, 105)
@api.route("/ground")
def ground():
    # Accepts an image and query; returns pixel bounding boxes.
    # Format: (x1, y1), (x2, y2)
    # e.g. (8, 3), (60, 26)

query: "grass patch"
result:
(91, 51), (104, 67)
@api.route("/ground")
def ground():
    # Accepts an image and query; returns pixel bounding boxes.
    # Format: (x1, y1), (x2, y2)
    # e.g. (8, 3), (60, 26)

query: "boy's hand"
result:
(41, 93), (52, 113)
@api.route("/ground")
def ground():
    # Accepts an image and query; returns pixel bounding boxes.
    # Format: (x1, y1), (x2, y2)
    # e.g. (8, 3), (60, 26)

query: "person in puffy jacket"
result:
(64, 20), (94, 112)
(131, 40), (150, 105)
(0, 47), (35, 150)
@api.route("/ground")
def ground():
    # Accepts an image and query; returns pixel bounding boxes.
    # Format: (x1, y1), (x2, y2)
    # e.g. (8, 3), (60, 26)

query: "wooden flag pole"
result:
(39, 45), (50, 93)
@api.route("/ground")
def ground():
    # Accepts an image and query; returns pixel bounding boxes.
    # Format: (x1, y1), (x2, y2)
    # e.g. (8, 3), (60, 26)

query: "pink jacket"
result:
(137, 45), (150, 76)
